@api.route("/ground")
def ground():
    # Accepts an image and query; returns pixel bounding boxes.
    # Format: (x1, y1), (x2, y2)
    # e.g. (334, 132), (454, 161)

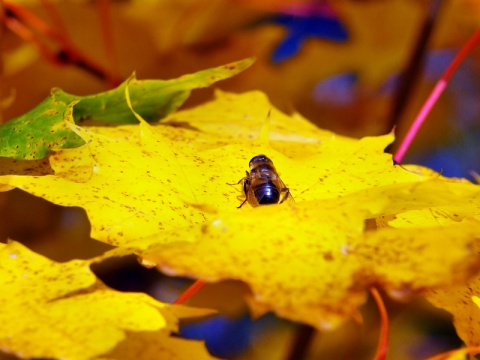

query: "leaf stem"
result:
(370, 286), (389, 360)
(173, 279), (206, 305)
(3, 1), (119, 84)
(394, 28), (480, 163)
(285, 323), (316, 360)
(387, 0), (445, 133)
(3, 13), (61, 65)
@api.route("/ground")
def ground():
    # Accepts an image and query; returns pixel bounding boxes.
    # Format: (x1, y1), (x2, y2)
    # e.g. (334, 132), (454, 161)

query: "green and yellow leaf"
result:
(0, 58), (253, 160)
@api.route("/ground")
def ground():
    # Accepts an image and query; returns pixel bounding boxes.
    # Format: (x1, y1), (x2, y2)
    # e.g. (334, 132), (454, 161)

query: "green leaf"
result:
(0, 58), (254, 160)
(0, 96), (83, 160)
(54, 58), (255, 124)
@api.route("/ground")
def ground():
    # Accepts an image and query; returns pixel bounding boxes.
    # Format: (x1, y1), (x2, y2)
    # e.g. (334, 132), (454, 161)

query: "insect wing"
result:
(277, 175), (294, 204)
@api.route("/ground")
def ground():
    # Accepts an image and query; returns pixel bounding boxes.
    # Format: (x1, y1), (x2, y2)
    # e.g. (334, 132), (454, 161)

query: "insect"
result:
(232, 154), (292, 208)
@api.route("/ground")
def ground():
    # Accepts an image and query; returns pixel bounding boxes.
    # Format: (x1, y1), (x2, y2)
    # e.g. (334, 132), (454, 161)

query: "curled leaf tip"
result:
(125, 82), (148, 125)
(127, 71), (137, 81)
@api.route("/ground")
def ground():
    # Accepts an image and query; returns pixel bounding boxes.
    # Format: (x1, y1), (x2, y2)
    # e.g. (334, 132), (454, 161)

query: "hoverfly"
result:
(232, 154), (292, 208)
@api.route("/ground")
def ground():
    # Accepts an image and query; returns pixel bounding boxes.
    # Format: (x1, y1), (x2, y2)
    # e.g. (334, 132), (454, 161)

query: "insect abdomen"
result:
(252, 182), (280, 205)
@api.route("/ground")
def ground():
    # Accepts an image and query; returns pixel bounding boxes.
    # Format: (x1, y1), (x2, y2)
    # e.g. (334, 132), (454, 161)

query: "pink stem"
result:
(393, 28), (480, 163)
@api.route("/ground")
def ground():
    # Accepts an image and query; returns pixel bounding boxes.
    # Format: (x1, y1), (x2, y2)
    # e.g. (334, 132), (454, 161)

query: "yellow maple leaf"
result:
(1, 89), (480, 330)
(0, 240), (214, 360)
(0, 90), (424, 240)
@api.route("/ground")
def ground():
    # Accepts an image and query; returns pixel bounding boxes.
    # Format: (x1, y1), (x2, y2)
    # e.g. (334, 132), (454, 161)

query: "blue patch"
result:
(266, 14), (348, 63)
(179, 314), (253, 358)
(312, 73), (358, 106)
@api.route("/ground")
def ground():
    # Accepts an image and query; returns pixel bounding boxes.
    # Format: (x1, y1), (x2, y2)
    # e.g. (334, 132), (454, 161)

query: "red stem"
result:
(394, 28), (480, 163)
(370, 286), (389, 360)
(173, 279), (207, 305)
(4, 16), (62, 65)
(285, 324), (315, 360)
(4, 1), (62, 42)
(4, 1), (117, 83)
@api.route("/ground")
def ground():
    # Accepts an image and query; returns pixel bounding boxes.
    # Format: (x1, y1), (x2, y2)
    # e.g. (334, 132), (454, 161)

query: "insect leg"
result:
(227, 171), (251, 208)
(237, 198), (248, 208)
(239, 173), (252, 208)
(226, 171), (250, 186)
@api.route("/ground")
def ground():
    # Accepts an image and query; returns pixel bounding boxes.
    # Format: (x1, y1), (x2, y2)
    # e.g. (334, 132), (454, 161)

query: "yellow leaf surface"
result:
(370, 172), (480, 229)
(0, 156), (53, 191)
(0, 241), (214, 360)
(105, 331), (216, 360)
(0, 102), (209, 244)
(159, 91), (425, 201)
(130, 184), (480, 329)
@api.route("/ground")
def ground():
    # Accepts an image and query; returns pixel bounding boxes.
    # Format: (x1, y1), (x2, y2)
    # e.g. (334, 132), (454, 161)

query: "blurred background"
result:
(1, 0), (479, 359)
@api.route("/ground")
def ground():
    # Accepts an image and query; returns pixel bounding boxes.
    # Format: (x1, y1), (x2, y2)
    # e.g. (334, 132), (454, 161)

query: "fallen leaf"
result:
(0, 90), (427, 244)
(0, 240), (214, 360)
